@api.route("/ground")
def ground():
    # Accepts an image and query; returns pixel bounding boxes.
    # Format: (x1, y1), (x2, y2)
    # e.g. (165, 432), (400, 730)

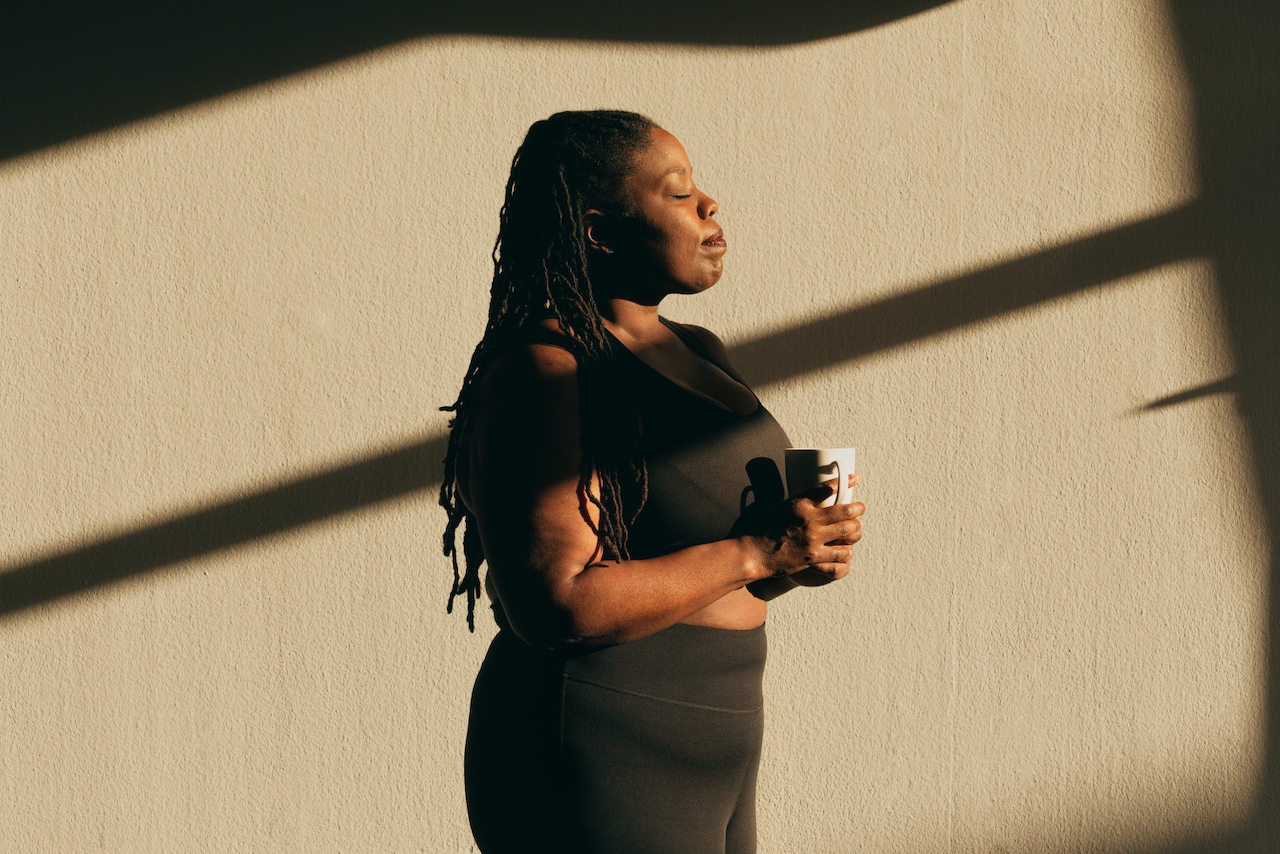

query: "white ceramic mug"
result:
(784, 447), (856, 507)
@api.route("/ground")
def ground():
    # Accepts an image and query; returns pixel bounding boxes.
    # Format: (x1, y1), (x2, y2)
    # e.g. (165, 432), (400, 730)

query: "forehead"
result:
(630, 127), (693, 186)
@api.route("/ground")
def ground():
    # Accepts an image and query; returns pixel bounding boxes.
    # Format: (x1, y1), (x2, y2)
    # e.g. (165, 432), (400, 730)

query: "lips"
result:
(701, 229), (726, 248)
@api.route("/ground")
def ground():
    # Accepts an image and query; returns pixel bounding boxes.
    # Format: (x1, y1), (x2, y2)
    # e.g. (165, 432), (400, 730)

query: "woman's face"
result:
(609, 127), (726, 297)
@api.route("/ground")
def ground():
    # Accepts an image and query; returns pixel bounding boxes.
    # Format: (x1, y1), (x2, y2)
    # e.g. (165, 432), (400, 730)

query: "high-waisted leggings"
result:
(465, 621), (767, 854)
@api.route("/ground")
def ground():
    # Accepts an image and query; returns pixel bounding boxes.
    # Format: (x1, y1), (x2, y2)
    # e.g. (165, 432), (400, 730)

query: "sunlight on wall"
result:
(0, 1), (1266, 851)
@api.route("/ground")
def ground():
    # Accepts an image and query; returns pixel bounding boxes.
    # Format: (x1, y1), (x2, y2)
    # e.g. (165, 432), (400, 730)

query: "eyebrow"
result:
(662, 167), (688, 177)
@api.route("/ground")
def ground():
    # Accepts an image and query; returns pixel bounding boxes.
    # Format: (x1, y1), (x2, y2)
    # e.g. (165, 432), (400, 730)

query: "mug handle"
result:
(830, 460), (841, 505)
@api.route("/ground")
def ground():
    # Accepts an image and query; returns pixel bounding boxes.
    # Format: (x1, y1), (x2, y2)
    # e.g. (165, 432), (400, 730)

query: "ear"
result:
(582, 209), (613, 256)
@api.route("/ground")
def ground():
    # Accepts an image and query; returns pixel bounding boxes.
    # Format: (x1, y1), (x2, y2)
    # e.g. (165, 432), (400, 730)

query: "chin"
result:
(681, 276), (721, 296)
(664, 263), (723, 296)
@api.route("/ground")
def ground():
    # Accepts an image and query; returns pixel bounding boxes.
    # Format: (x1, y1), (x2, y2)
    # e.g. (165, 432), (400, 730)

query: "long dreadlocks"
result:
(439, 110), (656, 630)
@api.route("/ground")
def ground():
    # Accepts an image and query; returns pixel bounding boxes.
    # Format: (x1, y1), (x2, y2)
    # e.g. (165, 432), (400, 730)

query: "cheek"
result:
(637, 222), (681, 263)
(658, 220), (702, 258)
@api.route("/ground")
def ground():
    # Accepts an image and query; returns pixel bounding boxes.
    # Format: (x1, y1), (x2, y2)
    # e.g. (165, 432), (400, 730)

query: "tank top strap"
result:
(658, 316), (750, 386)
(658, 317), (714, 360)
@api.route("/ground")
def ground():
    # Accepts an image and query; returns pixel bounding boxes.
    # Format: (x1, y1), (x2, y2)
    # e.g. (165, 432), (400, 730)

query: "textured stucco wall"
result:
(2, 1), (1271, 851)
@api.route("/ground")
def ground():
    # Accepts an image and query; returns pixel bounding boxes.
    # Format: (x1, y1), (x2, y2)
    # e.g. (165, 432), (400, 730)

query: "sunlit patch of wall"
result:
(1, 1), (1269, 851)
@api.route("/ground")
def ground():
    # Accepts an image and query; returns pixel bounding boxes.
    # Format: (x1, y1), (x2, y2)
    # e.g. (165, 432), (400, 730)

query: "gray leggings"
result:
(465, 621), (767, 854)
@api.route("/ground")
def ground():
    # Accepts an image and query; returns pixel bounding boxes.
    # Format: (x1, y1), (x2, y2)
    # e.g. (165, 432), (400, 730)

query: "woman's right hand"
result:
(738, 479), (866, 583)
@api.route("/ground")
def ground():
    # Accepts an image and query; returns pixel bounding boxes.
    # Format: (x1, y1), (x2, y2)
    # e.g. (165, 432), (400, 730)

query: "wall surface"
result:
(3, 1), (1275, 851)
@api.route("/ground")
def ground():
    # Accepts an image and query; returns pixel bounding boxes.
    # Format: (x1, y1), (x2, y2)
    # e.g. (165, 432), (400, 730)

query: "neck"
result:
(598, 294), (667, 344)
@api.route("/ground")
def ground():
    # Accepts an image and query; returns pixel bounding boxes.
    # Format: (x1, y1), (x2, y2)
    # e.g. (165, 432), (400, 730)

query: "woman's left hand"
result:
(789, 471), (862, 586)
(741, 471), (865, 601)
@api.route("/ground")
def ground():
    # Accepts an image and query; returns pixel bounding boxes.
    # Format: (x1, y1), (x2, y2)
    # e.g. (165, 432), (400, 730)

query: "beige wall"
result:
(3, 1), (1273, 851)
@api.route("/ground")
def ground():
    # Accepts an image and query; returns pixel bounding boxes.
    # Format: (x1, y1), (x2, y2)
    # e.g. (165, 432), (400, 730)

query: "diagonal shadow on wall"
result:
(0, 200), (1207, 619)
(2, 1), (1276, 851)
(0, 0), (953, 162)
(730, 204), (1203, 387)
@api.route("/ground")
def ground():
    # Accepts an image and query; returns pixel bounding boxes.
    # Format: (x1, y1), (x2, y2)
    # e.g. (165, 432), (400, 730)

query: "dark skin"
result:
(458, 127), (867, 649)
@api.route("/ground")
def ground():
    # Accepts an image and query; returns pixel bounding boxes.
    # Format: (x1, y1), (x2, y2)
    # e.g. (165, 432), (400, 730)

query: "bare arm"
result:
(463, 342), (864, 650)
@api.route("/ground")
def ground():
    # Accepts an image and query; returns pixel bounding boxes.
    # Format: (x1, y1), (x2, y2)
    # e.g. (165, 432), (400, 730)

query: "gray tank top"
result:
(606, 318), (792, 560)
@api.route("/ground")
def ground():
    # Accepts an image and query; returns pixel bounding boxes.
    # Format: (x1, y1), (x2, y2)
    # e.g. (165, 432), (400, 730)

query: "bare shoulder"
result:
(466, 329), (583, 484)
(518, 340), (579, 381)
(468, 331), (582, 462)
(481, 329), (578, 394)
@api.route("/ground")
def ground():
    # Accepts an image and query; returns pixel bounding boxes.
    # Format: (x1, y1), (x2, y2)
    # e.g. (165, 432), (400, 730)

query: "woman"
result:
(439, 110), (866, 854)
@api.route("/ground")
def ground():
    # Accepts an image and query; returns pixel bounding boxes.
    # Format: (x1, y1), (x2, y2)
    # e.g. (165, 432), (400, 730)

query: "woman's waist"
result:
(559, 620), (766, 712)
(679, 585), (767, 632)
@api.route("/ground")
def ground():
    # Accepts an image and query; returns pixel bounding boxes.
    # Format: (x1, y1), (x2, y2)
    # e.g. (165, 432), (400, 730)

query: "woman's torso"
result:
(462, 316), (792, 631)
(604, 318), (790, 628)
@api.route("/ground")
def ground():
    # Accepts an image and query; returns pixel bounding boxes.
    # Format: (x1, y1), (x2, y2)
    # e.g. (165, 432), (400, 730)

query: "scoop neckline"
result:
(605, 318), (761, 417)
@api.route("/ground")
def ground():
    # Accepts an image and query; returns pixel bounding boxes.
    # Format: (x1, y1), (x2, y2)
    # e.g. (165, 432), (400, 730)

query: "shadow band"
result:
(0, 0), (953, 162)
(0, 202), (1204, 618)
(731, 203), (1205, 386)
(0, 436), (447, 615)
(1138, 375), (1239, 412)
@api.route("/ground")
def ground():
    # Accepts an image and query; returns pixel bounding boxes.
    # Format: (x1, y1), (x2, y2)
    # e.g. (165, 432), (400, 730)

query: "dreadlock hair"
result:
(439, 110), (657, 630)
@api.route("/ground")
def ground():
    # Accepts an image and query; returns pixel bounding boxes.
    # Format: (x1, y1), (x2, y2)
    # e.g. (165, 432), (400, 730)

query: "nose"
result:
(699, 190), (718, 220)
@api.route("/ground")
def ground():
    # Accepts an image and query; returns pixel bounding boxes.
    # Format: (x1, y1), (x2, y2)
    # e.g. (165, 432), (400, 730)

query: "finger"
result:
(814, 544), (854, 567)
(848, 472), (861, 488)
(817, 502), (867, 525)
(807, 564), (850, 581)
(820, 513), (865, 549)
(823, 518), (864, 545)
(821, 487), (864, 511)
(794, 538), (844, 567)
